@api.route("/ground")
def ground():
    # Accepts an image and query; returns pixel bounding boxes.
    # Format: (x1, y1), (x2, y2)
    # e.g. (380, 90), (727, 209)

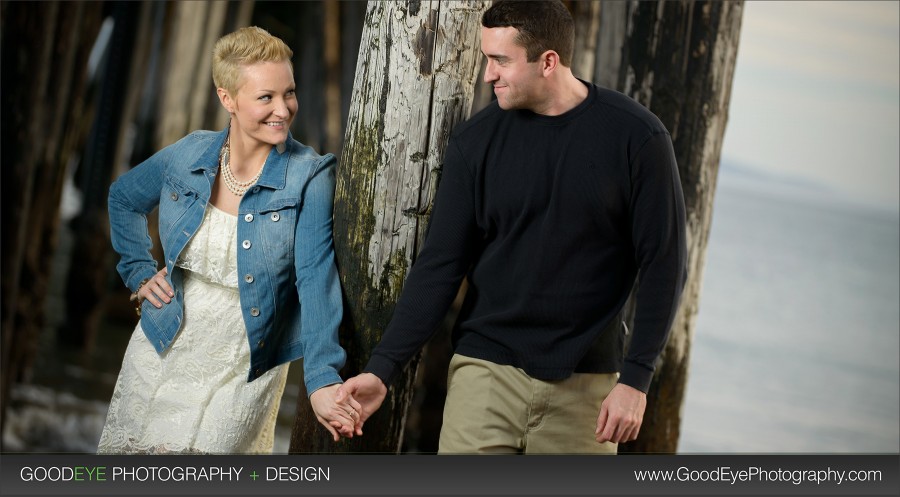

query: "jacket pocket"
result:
(258, 199), (298, 263)
(159, 176), (200, 248)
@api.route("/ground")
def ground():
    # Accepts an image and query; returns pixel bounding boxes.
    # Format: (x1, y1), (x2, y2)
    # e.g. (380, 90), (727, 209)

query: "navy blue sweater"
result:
(365, 83), (687, 393)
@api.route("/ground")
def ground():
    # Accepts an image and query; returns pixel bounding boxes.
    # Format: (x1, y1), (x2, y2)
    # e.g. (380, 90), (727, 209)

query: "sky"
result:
(721, 1), (900, 212)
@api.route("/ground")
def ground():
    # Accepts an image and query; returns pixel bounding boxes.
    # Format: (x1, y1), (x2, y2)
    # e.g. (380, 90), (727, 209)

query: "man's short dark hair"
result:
(481, 0), (575, 67)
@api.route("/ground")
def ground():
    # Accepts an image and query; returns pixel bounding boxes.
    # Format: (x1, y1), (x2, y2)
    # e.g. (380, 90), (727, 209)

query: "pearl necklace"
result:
(219, 135), (265, 196)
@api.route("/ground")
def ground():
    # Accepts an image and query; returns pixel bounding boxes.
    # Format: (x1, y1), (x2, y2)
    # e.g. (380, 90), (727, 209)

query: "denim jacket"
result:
(108, 128), (345, 394)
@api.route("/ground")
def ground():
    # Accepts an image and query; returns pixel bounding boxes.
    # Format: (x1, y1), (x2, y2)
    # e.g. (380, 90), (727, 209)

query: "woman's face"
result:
(226, 60), (297, 148)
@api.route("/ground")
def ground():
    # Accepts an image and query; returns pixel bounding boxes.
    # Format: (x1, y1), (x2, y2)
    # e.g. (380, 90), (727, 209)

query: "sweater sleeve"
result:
(621, 132), (688, 393)
(364, 140), (481, 385)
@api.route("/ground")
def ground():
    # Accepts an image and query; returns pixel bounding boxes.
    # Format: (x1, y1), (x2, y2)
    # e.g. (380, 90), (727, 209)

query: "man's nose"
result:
(483, 60), (497, 83)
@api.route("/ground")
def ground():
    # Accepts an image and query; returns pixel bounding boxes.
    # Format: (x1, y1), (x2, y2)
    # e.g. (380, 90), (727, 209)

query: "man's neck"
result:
(534, 71), (589, 116)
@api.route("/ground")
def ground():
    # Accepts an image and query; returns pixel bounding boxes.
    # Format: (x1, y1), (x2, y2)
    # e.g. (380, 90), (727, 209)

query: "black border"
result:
(1, 454), (898, 496)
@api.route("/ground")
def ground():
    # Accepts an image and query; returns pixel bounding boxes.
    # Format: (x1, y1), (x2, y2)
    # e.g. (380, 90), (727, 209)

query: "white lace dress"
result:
(98, 204), (289, 454)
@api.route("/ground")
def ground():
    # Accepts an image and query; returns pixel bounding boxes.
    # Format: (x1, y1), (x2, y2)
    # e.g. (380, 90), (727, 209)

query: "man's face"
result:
(481, 26), (544, 111)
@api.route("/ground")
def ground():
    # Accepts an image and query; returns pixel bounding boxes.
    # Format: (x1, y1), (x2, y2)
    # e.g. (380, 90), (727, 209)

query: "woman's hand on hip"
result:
(139, 267), (175, 309)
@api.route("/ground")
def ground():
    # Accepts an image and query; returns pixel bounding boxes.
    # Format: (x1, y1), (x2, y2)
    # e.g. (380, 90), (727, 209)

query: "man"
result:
(338, 0), (686, 454)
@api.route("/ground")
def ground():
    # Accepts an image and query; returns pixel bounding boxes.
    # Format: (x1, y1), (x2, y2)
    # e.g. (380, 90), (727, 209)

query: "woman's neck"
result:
(227, 131), (270, 177)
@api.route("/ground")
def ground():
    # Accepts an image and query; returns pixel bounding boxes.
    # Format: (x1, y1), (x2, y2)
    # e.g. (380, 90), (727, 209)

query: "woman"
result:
(98, 26), (358, 454)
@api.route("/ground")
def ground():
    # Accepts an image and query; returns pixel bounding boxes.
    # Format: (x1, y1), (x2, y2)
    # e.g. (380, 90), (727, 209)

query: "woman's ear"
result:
(217, 87), (235, 114)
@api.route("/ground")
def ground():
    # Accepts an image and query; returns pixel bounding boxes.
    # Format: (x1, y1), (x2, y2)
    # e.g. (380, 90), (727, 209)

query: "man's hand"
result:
(309, 384), (362, 441)
(595, 383), (647, 444)
(336, 373), (387, 436)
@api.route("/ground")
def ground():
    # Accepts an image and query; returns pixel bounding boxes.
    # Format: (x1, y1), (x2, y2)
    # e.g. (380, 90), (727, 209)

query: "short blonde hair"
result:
(212, 26), (293, 94)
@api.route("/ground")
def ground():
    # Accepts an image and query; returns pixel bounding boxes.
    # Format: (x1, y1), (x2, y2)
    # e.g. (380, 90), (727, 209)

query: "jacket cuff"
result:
(618, 360), (654, 394)
(127, 266), (159, 292)
(304, 368), (343, 397)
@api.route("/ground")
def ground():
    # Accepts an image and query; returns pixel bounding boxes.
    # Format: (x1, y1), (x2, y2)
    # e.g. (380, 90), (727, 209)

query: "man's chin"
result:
(497, 100), (522, 111)
(495, 97), (514, 110)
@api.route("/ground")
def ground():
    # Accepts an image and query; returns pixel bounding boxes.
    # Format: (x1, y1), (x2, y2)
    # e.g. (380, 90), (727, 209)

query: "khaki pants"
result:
(438, 354), (619, 454)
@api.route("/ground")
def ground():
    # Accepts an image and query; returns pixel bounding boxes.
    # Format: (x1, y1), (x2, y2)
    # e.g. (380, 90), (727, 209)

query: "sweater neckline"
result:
(516, 79), (595, 126)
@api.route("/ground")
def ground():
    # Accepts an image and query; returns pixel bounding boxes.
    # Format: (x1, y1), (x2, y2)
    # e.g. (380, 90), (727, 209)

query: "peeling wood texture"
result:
(594, 0), (744, 453)
(290, 0), (489, 453)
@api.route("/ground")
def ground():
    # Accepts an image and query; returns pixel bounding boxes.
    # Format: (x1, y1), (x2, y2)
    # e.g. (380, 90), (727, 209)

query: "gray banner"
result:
(1, 454), (897, 496)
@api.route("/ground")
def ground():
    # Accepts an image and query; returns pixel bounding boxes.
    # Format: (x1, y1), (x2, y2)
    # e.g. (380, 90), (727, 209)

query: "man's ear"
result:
(217, 87), (235, 114)
(540, 50), (560, 77)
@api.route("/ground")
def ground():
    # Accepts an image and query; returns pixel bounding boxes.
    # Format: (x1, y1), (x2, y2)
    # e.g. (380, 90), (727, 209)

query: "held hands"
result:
(335, 373), (387, 436)
(309, 384), (363, 442)
(595, 383), (647, 444)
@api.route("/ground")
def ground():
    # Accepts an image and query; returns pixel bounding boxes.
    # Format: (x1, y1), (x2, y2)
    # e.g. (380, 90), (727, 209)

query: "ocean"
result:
(678, 165), (900, 453)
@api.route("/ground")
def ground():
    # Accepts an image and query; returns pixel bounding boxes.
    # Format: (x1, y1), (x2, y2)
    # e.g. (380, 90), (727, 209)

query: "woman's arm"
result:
(294, 155), (346, 394)
(108, 147), (171, 292)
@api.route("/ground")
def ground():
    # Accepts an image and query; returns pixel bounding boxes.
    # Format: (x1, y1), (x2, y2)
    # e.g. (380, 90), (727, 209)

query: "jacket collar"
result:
(190, 127), (291, 190)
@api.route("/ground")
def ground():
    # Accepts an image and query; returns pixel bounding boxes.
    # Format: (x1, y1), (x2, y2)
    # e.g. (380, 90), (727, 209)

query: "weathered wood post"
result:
(595, 0), (745, 453)
(570, 0), (602, 81)
(290, 0), (489, 453)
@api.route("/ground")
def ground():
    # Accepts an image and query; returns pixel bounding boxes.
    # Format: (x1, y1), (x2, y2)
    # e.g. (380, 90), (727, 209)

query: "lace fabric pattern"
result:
(98, 204), (289, 454)
(175, 204), (240, 288)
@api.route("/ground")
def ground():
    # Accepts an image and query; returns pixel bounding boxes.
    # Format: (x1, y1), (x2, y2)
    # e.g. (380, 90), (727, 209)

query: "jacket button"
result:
(270, 212), (280, 222)
(257, 340), (265, 349)
(250, 307), (260, 317)
(242, 240), (251, 249)
(244, 213), (254, 222)
(170, 192), (178, 201)
(255, 368), (261, 377)
(244, 274), (254, 283)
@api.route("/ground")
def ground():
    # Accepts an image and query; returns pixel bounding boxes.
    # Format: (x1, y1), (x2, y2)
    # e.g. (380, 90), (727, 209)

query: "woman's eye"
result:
(259, 95), (272, 101)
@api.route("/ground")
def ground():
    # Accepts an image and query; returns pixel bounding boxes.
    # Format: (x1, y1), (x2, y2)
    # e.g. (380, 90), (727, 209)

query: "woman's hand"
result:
(138, 267), (175, 309)
(309, 384), (362, 441)
(337, 373), (387, 436)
